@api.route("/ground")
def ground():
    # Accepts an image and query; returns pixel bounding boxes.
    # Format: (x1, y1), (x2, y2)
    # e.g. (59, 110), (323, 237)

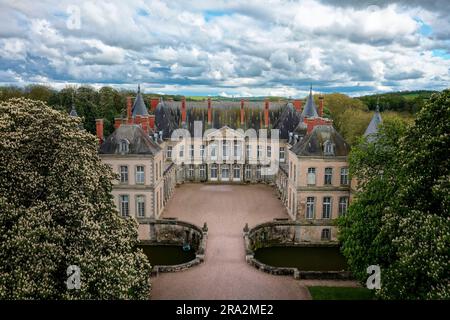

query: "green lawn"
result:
(308, 286), (375, 300)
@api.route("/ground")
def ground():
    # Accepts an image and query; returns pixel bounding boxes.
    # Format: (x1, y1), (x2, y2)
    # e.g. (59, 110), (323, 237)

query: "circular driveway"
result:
(150, 183), (310, 300)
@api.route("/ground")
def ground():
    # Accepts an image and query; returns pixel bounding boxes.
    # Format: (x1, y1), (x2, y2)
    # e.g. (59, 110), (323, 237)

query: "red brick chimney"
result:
(240, 99), (245, 125)
(181, 96), (186, 124)
(149, 115), (155, 129)
(293, 99), (302, 113)
(318, 95), (324, 117)
(207, 97), (212, 125)
(150, 98), (159, 113)
(264, 99), (269, 128)
(114, 117), (122, 129)
(95, 119), (104, 144)
(141, 116), (148, 134)
(126, 96), (132, 123)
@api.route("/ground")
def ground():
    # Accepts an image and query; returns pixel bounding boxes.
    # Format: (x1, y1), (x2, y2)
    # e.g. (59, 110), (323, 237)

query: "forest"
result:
(0, 85), (428, 144)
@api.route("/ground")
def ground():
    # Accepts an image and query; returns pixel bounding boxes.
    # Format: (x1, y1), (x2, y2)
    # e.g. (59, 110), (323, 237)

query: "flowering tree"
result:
(0, 98), (151, 299)
(339, 89), (450, 299)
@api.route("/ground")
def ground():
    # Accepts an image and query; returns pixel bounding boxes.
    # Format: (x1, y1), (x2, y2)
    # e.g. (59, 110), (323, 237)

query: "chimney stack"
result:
(207, 97), (212, 125)
(126, 96), (133, 123)
(149, 115), (155, 129)
(141, 116), (149, 134)
(240, 99), (245, 125)
(293, 99), (302, 113)
(264, 99), (270, 128)
(95, 119), (104, 144)
(318, 95), (324, 117)
(181, 96), (187, 124)
(114, 117), (122, 129)
(150, 98), (159, 113)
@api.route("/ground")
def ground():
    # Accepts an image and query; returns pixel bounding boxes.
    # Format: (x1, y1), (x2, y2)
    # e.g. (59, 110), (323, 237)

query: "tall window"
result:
(189, 144), (194, 159)
(119, 139), (129, 153)
(245, 165), (251, 179)
(211, 164), (218, 178)
(200, 145), (205, 159)
(307, 167), (316, 185)
(234, 141), (238, 159)
(135, 165), (145, 184)
(294, 164), (297, 182)
(188, 164), (194, 178)
(136, 195), (145, 217)
(256, 165), (262, 179)
(199, 164), (206, 178)
(210, 144), (217, 160)
(166, 146), (172, 159)
(267, 145), (271, 158)
(120, 166), (128, 183)
(280, 147), (285, 162)
(246, 145), (251, 159)
(222, 164), (229, 179)
(321, 228), (331, 240)
(156, 191), (159, 216)
(222, 141), (228, 159)
(339, 196), (349, 216)
(233, 165), (240, 179)
(324, 167), (333, 185)
(257, 145), (263, 159)
(322, 197), (332, 219)
(179, 145), (184, 158)
(306, 197), (315, 219)
(340, 168), (349, 185)
(119, 195), (129, 217)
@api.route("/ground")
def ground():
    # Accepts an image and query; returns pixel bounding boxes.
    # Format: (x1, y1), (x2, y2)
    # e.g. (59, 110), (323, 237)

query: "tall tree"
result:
(339, 90), (450, 299)
(0, 98), (151, 299)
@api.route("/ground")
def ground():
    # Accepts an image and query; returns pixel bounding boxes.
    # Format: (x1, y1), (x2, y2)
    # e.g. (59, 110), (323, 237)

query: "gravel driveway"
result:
(150, 183), (310, 300)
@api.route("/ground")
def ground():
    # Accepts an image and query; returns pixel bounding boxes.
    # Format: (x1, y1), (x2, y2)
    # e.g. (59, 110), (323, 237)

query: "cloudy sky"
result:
(0, 0), (449, 97)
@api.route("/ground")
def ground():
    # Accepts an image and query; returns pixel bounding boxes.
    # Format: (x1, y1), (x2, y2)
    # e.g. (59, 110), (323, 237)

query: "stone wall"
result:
(139, 218), (208, 274)
(243, 219), (352, 280)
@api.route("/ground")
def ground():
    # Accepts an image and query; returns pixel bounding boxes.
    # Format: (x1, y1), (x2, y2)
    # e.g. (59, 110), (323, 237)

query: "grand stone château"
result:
(91, 86), (381, 243)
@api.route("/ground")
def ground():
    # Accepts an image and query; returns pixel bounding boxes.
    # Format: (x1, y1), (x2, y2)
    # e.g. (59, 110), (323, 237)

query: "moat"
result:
(139, 245), (196, 266)
(253, 246), (347, 271)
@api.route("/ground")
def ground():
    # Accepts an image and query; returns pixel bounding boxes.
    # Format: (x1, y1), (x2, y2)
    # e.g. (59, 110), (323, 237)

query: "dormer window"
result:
(120, 139), (130, 154)
(324, 140), (334, 155)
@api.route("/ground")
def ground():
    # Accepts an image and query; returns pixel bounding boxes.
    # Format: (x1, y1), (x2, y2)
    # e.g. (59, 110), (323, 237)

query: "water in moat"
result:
(139, 245), (196, 266)
(254, 246), (347, 271)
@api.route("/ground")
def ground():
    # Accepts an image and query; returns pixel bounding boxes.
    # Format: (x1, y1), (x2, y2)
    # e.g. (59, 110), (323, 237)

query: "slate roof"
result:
(154, 99), (288, 138)
(301, 86), (319, 118)
(364, 106), (383, 138)
(131, 85), (149, 117)
(272, 102), (303, 139)
(99, 124), (161, 155)
(69, 104), (78, 117)
(290, 125), (350, 157)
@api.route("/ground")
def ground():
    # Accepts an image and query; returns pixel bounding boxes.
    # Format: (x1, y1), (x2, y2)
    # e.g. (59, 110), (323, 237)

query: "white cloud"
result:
(0, 0), (448, 96)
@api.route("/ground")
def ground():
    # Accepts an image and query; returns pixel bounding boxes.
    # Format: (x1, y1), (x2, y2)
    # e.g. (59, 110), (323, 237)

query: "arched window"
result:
(119, 139), (129, 154)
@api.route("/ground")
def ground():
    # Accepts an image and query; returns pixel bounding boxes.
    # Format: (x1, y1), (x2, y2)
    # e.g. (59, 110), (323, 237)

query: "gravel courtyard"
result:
(150, 183), (311, 300)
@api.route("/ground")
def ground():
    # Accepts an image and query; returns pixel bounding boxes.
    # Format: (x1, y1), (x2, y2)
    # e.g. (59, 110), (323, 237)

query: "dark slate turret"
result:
(301, 85), (319, 118)
(131, 85), (149, 117)
(364, 103), (383, 139)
